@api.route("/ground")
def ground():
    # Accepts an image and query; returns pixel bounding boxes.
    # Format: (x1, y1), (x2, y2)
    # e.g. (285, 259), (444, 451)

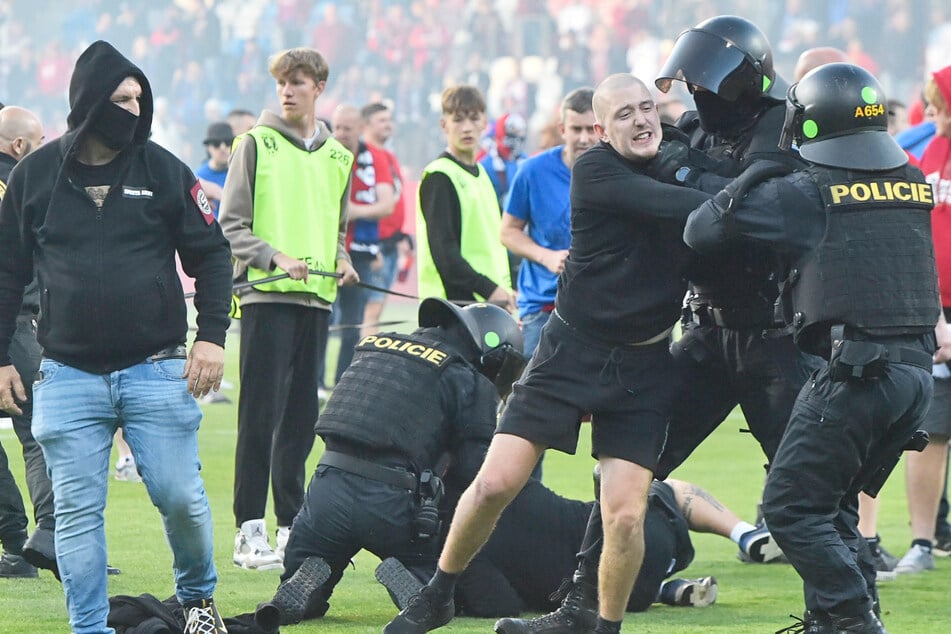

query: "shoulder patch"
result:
(190, 181), (215, 225)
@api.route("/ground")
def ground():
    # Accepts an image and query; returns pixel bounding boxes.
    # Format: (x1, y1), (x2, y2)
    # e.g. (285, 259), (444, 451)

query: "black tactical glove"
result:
(661, 122), (691, 145)
(712, 160), (797, 215)
(645, 140), (695, 185)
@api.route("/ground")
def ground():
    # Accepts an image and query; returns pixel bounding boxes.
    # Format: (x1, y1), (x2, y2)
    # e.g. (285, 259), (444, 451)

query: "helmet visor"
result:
(778, 85), (803, 152)
(481, 345), (527, 400)
(656, 29), (754, 100)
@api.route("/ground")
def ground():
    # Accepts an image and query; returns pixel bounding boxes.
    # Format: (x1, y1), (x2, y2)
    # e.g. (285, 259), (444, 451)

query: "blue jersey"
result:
(505, 146), (571, 318)
(896, 121), (935, 159)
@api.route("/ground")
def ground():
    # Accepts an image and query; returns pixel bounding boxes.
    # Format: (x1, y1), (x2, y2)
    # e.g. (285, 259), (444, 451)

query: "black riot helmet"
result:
(656, 15), (787, 103)
(778, 63), (908, 170)
(418, 297), (527, 399)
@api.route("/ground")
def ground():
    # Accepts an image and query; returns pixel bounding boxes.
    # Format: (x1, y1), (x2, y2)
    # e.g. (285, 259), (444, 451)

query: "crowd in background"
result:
(1, 0), (949, 176)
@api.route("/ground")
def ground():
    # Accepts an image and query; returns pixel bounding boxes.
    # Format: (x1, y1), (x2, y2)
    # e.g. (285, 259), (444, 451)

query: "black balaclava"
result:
(67, 40), (153, 149)
(694, 91), (760, 138)
(89, 102), (139, 150)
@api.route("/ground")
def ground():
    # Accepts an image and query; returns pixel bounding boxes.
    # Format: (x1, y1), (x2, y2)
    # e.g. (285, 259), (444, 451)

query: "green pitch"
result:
(0, 299), (947, 632)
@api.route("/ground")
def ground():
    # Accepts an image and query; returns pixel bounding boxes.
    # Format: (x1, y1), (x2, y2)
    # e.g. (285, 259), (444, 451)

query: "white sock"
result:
(730, 521), (758, 544)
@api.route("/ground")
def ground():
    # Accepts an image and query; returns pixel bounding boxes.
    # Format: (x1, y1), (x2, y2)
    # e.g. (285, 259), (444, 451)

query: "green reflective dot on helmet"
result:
(484, 331), (500, 348)
(861, 86), (878, 105)
(802, 119), (818, 139)
(762, 76), (771, 93)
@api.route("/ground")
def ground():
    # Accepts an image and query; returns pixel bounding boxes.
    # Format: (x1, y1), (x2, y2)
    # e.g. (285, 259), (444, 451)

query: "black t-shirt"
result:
(555, 142), (711, 343)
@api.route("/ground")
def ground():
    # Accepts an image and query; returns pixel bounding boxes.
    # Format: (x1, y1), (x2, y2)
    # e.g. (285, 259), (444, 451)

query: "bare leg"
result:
(906, 437), (950, 541)
(597, 457), (653, 622)
(857, 493), (879, 538)
(666, 478), (743, 537)
(438, 433), (545, 573)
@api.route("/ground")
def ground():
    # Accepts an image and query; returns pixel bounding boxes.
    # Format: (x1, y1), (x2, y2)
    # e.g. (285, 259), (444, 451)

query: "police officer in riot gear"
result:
(653, 13), (823, 481)
(254, 298), (526, 627)
(685, 62), (939, 634)
(496, 17), (820, 634)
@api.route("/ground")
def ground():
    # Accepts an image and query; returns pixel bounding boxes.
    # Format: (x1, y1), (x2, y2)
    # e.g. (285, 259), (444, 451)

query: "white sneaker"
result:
(275, 526), (290, 561)
(114, 456), (142, 483)
(234, 519), (283, 570)
(894, 544), (935, 575)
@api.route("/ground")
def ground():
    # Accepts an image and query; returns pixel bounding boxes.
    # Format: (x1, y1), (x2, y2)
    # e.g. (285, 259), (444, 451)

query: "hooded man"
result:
(0, 41), (233, 634)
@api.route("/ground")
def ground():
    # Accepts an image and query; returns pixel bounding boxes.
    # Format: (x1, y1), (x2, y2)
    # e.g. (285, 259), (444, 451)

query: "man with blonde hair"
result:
(219, 47), (359, 571)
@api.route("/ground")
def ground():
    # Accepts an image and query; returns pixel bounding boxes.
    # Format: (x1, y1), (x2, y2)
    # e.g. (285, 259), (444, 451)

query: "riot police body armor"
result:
(317, 330), (482, 472)
(788, 164), (939, 358)
(679, 103), (803, 334)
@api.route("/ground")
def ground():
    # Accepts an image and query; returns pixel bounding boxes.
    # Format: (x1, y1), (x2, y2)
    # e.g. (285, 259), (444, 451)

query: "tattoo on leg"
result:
(685, 484), (725, 512)
(680, 496), (694, 523)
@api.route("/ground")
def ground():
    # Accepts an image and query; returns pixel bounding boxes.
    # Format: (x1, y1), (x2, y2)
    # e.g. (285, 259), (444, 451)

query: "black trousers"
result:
(762, 361), (932, 617)
(575, 322), (820, 576)
(234, 303), (328, 527)
(0, 316), (53, 552)
(281, 465), (437, 619)
(657, 321), (822, 478)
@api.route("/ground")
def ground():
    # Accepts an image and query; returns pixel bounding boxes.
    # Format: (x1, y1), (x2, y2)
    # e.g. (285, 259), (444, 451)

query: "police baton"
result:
(183, 269), (343, 299)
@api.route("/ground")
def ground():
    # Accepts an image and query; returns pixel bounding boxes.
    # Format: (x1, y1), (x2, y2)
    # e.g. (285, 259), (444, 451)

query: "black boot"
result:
(265, 556), (331, 625)
(376, 557), (424, 610)
(494, 576), (597, 633)
(829, 610), (888, 633)
(776, 610), (833, 634)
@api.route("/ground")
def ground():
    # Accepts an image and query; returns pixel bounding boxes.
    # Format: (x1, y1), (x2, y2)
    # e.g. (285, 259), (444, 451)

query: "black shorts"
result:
(497, 312), (677, 470)
(920, 373), (951, 438)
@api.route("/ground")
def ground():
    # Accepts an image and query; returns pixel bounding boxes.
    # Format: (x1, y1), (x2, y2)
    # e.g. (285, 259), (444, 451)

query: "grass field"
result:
(1, 297), (948, 632)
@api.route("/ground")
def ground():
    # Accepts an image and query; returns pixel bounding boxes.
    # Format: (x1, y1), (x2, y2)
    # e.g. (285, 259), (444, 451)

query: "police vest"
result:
(686, 107), (806, 324)
(316, 331), (464, 469)
(416, 157), (511, 299)
(245, 127), (352, 303)
(786, 165), (940, 353)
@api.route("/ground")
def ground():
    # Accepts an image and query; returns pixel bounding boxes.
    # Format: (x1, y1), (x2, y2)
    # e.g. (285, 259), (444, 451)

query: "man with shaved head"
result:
(385, 74), (712, 634)
(794, 46), (849, 81)
(0, 104), (46, 579)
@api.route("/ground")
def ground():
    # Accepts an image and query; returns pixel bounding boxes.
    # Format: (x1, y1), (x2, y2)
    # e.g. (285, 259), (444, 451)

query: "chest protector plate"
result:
(788, 165), (940, 351)
(316, 331), (462, 468)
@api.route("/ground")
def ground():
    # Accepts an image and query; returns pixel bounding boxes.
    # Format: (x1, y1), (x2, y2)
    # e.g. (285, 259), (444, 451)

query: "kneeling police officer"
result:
(685, 63), (939, 634)
(254, 298), (526, 627)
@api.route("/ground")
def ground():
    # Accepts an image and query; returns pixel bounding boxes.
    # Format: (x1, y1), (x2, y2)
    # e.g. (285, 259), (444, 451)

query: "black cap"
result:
(204, 121), (234, 145)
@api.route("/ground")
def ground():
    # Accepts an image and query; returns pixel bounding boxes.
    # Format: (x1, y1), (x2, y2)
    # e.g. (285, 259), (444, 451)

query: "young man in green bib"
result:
(219, 47), (359, 571)
(416, 85), (515, 311)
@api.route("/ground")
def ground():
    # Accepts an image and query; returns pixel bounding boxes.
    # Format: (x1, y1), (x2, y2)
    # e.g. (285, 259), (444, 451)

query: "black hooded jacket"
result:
(0, 41), (232, 373)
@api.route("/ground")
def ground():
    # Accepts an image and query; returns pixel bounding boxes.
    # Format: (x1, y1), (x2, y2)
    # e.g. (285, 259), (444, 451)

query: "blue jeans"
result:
(32, 357), (217, 634)
(520, 309), (552, 359)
